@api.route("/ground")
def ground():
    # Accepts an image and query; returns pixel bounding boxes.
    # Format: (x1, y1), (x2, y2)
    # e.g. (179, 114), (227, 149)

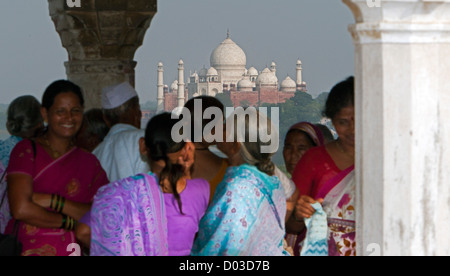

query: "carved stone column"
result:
(48, 0), (157, 109)
(343, 0), (450, 256)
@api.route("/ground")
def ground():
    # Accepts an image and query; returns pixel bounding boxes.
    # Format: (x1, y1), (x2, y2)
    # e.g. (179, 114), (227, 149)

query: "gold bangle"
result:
(58, 196), (66, 213)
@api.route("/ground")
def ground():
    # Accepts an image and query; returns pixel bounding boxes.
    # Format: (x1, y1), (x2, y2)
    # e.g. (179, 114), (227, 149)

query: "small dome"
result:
(281, 76), (296, 89)
(256, 67), (278, 85)
(207, 67), (218, 76)
(248, 67), (258, 76)
(170, 80), (179, 91)
(237, 78), (254, 89)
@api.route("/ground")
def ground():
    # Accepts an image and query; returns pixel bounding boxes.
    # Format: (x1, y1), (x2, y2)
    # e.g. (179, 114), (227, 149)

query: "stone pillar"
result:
(157, 62), (164, 113)
(48, 0), (157, 109)
(177, 59), (185, 108)
(343, 0), (450, 256)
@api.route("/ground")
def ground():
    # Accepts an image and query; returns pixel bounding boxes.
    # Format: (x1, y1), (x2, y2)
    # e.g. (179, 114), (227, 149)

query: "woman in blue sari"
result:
(192, 108), (289, 256)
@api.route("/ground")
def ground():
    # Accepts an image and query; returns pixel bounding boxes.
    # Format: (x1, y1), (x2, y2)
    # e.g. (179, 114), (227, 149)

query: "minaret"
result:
(157, 62), (164, 113)
(177, 59), (185, 108)
(296, 59), (303, 86)
(270, 61), (277, 74)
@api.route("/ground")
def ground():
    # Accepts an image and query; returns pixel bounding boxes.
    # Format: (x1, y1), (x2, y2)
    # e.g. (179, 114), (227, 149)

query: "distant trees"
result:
(262, 91), (329, 142)
(215, 92), (233, 108)
(140, 100), (157, 111)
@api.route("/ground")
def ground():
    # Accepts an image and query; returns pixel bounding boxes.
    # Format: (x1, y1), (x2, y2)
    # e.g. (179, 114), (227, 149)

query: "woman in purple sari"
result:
(5, 80), (109, 256)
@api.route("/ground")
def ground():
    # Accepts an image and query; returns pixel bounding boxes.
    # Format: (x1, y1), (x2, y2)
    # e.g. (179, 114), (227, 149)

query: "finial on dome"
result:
(227, 29), (231, 39)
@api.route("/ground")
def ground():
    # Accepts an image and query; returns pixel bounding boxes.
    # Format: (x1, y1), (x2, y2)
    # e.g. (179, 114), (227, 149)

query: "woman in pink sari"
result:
(5, 80), (109, 256)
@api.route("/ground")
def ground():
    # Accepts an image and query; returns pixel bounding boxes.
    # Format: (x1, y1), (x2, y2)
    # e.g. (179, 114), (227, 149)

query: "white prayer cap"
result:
(101, 82), (138, 109)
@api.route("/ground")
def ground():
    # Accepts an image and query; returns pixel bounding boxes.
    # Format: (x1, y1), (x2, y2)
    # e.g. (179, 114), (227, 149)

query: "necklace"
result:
(336, 139), (354, 159)
(44, 134), (74, 159)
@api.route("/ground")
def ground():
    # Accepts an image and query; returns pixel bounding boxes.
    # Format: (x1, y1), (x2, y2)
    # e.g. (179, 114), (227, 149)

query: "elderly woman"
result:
(283, 122), (325, 256)
(0, 95), (44, 167)
(192, 108), (289, 256)
(5, 80), (109, 256)
(0, 95), (44, 233)
(293, 77), (356, 256)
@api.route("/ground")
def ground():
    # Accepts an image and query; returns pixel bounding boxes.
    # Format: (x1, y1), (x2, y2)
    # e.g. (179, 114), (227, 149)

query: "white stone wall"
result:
(344, 0), (450, 256)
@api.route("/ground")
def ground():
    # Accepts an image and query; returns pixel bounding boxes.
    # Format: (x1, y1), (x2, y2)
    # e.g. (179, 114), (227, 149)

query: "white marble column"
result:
(178, 59), (186, 108)
(343, 0), (450, 256)
(157, 62), (165, 113)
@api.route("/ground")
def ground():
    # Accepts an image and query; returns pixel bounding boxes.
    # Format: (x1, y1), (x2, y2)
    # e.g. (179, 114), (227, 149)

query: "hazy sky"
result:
(0, 0), (355, 105)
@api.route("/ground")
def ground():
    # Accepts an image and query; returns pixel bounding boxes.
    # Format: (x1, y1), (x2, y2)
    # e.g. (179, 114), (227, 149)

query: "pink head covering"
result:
(287, 122), (325, 147)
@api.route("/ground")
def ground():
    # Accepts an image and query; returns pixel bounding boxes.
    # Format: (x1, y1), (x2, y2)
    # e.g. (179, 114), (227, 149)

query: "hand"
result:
(177, 150), (194, 179)
(295, 195), (324, 219)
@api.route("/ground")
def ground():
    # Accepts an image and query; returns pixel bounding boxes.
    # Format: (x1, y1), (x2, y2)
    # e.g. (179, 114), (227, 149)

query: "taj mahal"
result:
(156, 32), (307, 112)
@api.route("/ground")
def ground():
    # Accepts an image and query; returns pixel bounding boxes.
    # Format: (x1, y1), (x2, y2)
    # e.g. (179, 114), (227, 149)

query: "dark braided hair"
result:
(145, 113), (186, 214)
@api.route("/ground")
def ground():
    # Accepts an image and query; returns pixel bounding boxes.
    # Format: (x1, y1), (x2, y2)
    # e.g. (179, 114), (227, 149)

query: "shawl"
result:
(90, 172), (168, 256)
(192, 164), (288, 256)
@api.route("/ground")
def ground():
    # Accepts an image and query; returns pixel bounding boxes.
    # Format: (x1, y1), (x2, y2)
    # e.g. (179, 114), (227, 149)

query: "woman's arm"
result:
(285, 187), (299, 223)
(7, 173), (64, 228)
(32, 193), (91, 221)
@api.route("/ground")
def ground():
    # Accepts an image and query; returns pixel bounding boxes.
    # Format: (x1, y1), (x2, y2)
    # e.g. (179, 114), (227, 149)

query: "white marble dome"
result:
(248, 67), (258, 76)
(237, 78), (254, 89)
(207, 67), (218, 76)
(256, 68), (278, 85)
(210, 36), (247, 68)
(170, 80), (178, 91)
(281, 76), (296, 89)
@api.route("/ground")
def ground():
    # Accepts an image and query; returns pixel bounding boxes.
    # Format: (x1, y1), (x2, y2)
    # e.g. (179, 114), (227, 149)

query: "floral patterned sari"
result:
(317, 166), (356, 256)
(192, 164), (288, 256)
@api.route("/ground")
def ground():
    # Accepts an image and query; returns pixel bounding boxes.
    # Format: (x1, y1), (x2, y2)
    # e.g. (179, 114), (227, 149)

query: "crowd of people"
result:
(0, 76), (355, 256)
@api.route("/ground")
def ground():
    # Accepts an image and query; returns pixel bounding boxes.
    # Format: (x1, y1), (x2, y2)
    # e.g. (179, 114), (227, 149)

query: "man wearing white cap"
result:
(93, 82), (150, 182)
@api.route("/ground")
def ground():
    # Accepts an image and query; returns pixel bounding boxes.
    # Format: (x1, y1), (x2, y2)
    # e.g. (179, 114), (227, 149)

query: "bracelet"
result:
(60, 214), (67, 229)
(51, 194), (66, 213)
(51, 194), (60, 211)
(60, 214), (76, 231)
(58, 196), (66, 213)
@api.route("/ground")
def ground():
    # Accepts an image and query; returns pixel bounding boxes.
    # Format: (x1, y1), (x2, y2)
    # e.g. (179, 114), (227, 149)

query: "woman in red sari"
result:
(292, 77), (356, 256)
(6, 80), (109, 256)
